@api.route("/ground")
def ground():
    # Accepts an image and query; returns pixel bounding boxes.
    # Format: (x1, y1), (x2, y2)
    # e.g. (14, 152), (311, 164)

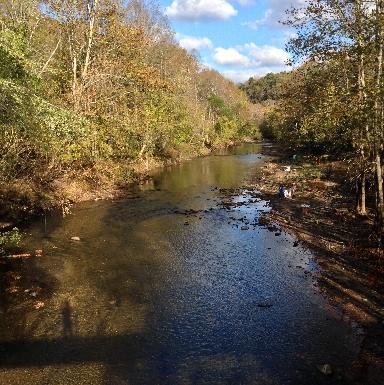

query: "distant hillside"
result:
(240, 72), (288, 103)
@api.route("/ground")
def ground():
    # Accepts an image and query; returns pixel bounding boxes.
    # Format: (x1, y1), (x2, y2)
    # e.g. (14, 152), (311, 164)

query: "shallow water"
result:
(0, 143), (362, 384)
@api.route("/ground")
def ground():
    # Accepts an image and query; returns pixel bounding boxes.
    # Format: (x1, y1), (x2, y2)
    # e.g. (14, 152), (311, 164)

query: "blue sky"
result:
(157, 0), (305, 82)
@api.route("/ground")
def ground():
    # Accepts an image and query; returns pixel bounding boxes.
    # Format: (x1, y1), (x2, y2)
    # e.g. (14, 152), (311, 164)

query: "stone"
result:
(317, 364), (333, 376)
(257, 303), (273, 308)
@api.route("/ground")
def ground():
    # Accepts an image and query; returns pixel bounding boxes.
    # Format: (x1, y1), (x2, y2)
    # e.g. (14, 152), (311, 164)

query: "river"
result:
(0, 143), (363, 384)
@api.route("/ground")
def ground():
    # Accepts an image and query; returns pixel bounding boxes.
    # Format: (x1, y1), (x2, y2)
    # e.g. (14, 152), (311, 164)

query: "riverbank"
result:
(0, 137), (261, 233)
(247, 147), (384, 382)
(0, 145), (217, 231)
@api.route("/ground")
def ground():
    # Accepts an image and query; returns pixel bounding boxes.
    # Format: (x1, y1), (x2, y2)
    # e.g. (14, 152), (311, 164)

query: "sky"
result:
(157, 0), (306, 83)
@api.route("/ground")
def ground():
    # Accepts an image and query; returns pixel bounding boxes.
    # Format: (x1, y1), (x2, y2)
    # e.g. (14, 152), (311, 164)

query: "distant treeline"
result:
(240, 72), (288, 103)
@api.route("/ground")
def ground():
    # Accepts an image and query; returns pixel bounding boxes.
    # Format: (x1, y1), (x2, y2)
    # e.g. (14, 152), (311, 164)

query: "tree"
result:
(0, 0), (259, 217)
(240, 72), (288, 103)
(282, 0), (384, 231)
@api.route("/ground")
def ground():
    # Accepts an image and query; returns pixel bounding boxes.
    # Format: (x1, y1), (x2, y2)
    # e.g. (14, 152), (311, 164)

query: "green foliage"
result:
(259, 62), (356, 153)
(0, 227), (21, 255)
(0, 0), (260, 218)
(241, 72), (288, 103)
(207, 93), (260, 144)
(214, 116), (239, 142)
(299, 163), (324, 180)
(35, 99), (93, 164)
(242, 121), (262, 140)
(240, 0), (384, 227)
(259, 112), (277, 139)
(0, 28), (29, 81)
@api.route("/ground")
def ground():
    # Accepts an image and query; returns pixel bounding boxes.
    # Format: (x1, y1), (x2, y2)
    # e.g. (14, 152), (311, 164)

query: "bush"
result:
(0, 227), (21, 255)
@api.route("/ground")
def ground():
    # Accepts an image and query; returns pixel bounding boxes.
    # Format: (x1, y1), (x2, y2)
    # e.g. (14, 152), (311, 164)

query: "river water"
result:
(0, 143), (363, 384)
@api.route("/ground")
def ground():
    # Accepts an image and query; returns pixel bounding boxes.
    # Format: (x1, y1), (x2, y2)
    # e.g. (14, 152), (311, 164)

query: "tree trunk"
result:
(39, 38), (61, 76)
(72, 55), (80, 111)
(376, 153), (384, 231)
(82, 0), (99, 81)
(138, 143), (147, 159)
(356, 172), (367, 215)
(355, 0), (369, 215)
(373, 0), (384, 232)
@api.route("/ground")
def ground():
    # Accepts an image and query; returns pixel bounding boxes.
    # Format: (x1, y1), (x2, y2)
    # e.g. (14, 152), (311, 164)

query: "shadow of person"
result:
(61, 300), (73, 338)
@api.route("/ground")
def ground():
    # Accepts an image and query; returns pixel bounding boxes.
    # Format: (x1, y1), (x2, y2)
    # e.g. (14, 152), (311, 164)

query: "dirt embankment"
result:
(0, 145), (215, 230)
(248, 147), (384, 381)
(0, 137), (258, 230)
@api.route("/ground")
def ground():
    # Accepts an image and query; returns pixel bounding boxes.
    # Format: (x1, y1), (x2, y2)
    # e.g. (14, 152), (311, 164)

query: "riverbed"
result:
(0, 143), (364, 384)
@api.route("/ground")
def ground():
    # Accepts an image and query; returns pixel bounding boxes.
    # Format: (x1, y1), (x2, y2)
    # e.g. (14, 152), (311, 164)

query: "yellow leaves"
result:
(0, 0), (259, 185)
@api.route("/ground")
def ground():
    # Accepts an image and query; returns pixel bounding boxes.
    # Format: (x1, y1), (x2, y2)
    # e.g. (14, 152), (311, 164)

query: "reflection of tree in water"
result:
(155, 156), (245, 193)
(61, 301), (73, 337)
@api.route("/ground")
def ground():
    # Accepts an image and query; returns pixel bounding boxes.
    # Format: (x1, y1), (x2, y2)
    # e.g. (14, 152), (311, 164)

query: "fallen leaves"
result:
(34, 301), (45, 309)
(6, 286), (19, 294)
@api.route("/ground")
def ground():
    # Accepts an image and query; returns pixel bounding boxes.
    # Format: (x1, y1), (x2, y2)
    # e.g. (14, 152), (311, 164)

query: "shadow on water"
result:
(0, 333), (144, 368)
(0, 255), (58, 341)
(61, 300), (73, 338)
(0, 334), (280, 385)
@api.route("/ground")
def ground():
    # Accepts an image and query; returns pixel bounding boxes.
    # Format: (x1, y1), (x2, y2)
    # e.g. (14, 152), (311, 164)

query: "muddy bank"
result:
(246, 146), (384, 382)
(0, 148), (215, 231)
(0, 139), (257, 231)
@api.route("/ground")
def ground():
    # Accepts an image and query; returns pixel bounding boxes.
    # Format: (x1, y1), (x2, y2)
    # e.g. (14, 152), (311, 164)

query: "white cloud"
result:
(213, 47), (251, 67)
(283, 31), (298, 41)
(222, 70), (259, 83)
(178, 35), (213, 51)
(213, 44), (289, 69)
(165, 0), (237, 21)
(223, 65), (289, 83)
(244, 0), (307, 30)
(235, 0), (254, 5)
(212, 43), (291, 83)
(245, 43), (289, 66)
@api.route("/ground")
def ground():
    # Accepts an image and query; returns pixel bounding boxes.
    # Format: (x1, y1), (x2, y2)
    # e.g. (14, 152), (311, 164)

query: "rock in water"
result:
(317, 364), (333, 376)
(257, 303), (273, 308)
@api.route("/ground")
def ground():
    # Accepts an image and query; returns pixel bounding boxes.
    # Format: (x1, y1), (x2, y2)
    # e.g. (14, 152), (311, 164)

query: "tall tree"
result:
(285, 0), (384, 230)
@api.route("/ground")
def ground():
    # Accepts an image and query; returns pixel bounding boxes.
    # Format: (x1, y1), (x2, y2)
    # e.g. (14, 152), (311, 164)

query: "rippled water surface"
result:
(0, 143), (362, 384)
